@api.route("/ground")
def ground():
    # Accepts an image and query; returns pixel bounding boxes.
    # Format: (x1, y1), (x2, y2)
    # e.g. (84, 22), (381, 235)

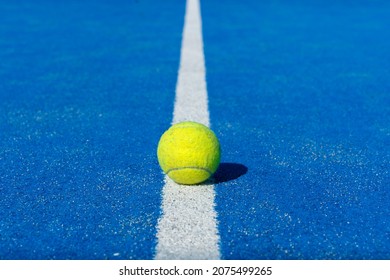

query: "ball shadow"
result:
(212, 162), (248, 184)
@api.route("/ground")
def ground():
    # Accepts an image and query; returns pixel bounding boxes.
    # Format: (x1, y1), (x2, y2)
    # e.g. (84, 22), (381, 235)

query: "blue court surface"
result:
(1, 0), (389, 260)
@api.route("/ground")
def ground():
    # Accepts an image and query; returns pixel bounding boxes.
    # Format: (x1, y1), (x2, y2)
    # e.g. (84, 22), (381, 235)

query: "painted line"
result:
(154, 0), (220, 260)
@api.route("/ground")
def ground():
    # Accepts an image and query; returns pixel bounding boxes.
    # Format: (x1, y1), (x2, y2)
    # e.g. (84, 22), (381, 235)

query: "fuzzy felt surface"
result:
(1, 0), (389, 260)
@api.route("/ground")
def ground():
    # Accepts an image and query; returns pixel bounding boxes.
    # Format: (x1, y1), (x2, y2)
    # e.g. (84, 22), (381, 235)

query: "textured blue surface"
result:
(1, 0), (389, 260)
(0, 0), (184, 259)
(203, 0), (390, 259)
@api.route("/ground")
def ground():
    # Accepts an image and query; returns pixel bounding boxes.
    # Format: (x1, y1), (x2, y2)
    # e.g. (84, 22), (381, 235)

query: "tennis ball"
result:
(157, 121), (221, 185)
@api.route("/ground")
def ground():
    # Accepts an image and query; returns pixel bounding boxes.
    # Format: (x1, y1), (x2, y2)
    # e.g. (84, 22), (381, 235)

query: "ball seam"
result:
(166, 166), (213, 176)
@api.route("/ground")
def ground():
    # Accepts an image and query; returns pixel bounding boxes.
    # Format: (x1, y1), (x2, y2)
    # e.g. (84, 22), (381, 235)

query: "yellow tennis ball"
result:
(157, 121), (221, 185)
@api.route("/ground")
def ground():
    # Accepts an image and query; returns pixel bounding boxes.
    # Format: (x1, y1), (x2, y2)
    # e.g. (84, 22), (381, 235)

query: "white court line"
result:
(154, 0), (220, 260)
